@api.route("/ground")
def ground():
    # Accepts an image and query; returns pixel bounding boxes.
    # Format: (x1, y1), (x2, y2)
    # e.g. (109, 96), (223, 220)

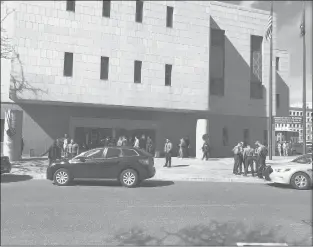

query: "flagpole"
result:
(302, 1), (306, 154)
(268, 1), (273, 160)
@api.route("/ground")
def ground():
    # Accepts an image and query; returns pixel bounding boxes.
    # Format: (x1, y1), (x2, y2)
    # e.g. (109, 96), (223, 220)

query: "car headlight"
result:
(275, 168), (291, 172)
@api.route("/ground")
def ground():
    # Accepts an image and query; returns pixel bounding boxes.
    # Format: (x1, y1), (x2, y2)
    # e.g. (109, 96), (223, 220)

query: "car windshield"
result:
(292, 154), (312, 164)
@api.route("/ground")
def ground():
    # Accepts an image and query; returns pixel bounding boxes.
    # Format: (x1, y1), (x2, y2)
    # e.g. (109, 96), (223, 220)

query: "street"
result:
(1, 178), (312, 246)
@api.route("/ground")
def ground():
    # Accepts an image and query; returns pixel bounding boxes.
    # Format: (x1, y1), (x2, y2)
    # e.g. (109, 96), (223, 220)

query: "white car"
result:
(266, 154), (312, 190)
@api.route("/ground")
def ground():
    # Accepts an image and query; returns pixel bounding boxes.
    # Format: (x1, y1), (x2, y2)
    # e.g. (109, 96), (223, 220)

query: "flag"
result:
(265, 2), (273, 41)
(300, 2), (305, 37)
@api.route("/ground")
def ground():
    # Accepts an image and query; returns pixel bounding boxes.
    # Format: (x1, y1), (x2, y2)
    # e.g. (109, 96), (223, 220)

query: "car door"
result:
(71, 148), (105, 179)
(100, 147), (123, 179)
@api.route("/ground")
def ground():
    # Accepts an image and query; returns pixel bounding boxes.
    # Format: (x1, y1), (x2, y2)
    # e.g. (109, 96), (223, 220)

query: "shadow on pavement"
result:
(111, 221), (310, 246)
(266, 183), (295, 190)
(1, 174), (33, 183)
(71, 179), (174, 188)
(20, 157), (47, 161)
(171, 165), (189, 168)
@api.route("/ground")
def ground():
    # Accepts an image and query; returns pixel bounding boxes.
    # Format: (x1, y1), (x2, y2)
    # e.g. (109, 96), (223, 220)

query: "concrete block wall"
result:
(9, 1), (211, 111)
(208, 1), (277, 118)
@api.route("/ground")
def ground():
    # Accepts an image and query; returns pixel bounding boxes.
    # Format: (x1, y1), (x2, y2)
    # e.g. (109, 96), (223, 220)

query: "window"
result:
(210, 28), (225, 96)
(105, 148), (122, 158)
(100, 56), (109, 80)
(122, 149), (139, 157)
(63, 52), (73, 77)
(275, 57), (280, 71)
(264, 130), (268, 146)
(166, 6), (174, 28)
(135, 1), (143, 23)
(250, 35), (263, 99)
(0, 119), (4, 142)
(102, 0), (111, 17)
(77, 148), (104, 159)
(66, 0), (75, 12)
(276, 94), (280, 109)
(300, 112), (303, 116)
(292, 154), (312, 164)
(134, 60), (142, 83)
(243, 129), (249, 145)
(222, 127), (228, 146)
(165, 64), (172, 86)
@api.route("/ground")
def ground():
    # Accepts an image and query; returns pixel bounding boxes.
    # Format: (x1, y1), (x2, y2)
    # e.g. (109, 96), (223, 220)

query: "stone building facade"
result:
(1, 1), (289, 158)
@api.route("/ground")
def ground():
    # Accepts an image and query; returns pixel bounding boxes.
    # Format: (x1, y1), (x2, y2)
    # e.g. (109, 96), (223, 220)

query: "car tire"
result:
(290, 172), (311, 190)
(53, 168), (72, 186)
(120, 169), (139, 188)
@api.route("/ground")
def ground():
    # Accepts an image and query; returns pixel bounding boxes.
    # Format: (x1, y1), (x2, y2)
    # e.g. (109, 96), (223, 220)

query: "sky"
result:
(221, 1), (312, 106)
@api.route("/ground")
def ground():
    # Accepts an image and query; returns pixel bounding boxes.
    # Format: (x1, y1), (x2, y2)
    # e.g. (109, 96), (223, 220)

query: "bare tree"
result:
(1, 0), (15, 59)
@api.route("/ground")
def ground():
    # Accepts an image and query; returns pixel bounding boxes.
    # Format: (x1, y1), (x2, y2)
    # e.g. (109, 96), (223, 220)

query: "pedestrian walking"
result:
(202, 139), (210, 160)
(164, 138), (173, 167)
(243, 145), (255, 176)
(178, 138), (186, 159)
(41, 140), (62, 165)
(117, 137), (123, 147)
(255, 141), (268, 178)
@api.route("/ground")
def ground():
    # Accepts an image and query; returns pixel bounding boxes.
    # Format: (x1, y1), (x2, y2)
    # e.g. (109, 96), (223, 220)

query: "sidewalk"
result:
(151, 156), (292, 183)
(6, 156), (293, 183)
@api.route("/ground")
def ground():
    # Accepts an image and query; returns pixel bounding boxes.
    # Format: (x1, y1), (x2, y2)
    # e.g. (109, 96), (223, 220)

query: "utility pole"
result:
(301, 1), (306, 154)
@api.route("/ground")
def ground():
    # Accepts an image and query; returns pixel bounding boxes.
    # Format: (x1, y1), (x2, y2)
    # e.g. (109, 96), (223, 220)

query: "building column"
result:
(196, 119), (209, 159)
(3, 109), (23, 161)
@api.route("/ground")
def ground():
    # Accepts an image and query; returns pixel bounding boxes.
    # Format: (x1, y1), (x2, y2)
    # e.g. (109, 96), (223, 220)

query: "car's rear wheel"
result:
(290, 172), (311, 190)
(120, 169), (139, 188)
(53, 168), (72, 186)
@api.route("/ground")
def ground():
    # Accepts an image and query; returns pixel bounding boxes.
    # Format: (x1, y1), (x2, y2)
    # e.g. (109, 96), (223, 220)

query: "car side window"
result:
(105, 148), (122, 158)
(85, 149), (105, 159)
(122, 149), (139, 157)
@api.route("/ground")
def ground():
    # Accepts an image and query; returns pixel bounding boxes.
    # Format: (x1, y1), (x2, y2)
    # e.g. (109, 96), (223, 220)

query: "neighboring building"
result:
(275, 104), (312, 143)
(1, 1), (289, 157)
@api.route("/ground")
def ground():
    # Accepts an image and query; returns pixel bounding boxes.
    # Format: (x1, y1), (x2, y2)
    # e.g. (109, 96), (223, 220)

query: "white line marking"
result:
(237, 243), (288, 246)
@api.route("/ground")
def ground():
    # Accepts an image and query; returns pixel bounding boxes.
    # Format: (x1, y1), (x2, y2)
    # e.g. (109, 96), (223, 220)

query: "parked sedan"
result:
(1, 156), (12, 174)
(265, 154), (312, 190)
(46, 146), (156, 188)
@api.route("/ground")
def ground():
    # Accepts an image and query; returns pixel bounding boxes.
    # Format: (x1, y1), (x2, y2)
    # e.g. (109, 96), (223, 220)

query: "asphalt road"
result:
(1, 177), (312, 246)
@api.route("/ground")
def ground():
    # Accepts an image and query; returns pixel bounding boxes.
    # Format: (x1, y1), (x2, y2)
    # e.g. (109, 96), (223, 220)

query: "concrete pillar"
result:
(196, 119), (209, 159)
(3, 109), (23, 161)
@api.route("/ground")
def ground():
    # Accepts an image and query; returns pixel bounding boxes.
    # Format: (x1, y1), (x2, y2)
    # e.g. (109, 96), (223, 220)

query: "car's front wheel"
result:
(120, 169), (139, 188)
(53, 168), (72, 186)
(290, 172), (311, 190)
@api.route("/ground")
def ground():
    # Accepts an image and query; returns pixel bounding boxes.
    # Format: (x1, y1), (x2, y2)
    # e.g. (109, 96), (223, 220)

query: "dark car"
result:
(46, 146), (156, 188)
(1, 156), (12, 174)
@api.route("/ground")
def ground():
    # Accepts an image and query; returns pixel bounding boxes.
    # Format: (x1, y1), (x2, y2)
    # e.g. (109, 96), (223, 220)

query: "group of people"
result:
(277, 141), (291, 156)
(232, 141), (268, 178)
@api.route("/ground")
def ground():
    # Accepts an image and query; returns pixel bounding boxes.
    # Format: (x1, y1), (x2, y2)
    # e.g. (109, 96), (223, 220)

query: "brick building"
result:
(1, 1), (290, 158)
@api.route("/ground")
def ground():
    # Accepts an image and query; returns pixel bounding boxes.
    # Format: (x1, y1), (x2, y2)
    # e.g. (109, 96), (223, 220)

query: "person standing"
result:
(178, 138), (186, 159)
(277, 142), (282, 156)
(237, 142), (244, 174)
(134, 136), (140, 148)
(41, 140), (62, 165)
(285, 142), (289, 156)
(117, 137), (123, 147)
(202, 139), (210, 160)
(21, 137), (24, 156)
(164, 138), (173, 168)
(139, 135), (146, 150)
(282, 141), (287, 156)
(146, 136), (153, 154)
(185, 136), (190, 158)
(232, 142), (243, 175)
(62, 134), (70, 158)
(243, 145), (255, 176)
(67, 139), (79, 159)
(255, 141), (268, 178)
(121, 136), (128, 146)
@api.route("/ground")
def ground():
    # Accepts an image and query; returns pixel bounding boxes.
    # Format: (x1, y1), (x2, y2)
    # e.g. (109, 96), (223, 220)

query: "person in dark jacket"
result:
(41, 140), (62, 165)
(255, 141), (268, 178)
(185, 137), (190, 158)
(202, 140), (210, 160)
(139, 135), (146, 150)
(146, 136), (153, 154)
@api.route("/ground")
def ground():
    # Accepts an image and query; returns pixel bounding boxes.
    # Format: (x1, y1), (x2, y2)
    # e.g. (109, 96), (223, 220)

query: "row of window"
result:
(64, 52), (173, 85)
(289, 111), (313, 117)
(66, 1), (174, 28)
(222, 127), (267, 146)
